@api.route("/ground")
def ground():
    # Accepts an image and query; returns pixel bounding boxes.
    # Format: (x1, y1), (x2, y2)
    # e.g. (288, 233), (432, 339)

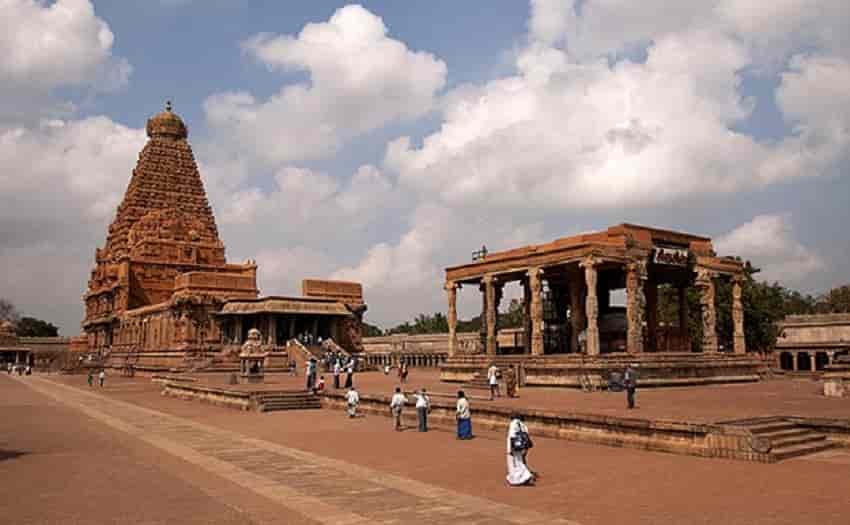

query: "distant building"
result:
(776, 314), (850, 372)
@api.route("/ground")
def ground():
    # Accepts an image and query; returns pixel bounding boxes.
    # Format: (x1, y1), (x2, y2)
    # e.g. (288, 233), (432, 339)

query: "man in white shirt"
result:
(487, 363), (500, 400)
(414, 388), (431, 432)
(333, 360), (341, 389)
(346, 387), (359, 418)
(456, 390), (472, 439)
(98, 369), (105, 388)
(389, 387), (407, 431)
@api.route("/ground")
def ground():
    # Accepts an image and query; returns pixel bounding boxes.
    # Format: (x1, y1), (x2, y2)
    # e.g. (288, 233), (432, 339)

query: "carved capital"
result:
(579, 254), (598, 269)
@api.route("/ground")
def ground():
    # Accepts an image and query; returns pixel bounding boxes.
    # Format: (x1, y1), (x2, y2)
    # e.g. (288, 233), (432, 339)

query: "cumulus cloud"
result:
(217, 164), (400, 247)
(715, 214), (824, 283)
(204, 4), (447, 168)
(0, 0), (131, 121)
(0, 118), (146, 332)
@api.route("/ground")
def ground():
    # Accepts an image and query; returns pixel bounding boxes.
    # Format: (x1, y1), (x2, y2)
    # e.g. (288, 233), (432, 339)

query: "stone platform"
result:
(440, 353), (765, 388)
(159, 374), (319, 412)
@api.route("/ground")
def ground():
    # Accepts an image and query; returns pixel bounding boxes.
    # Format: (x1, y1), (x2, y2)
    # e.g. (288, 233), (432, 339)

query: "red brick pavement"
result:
(31, 372), (850, 525)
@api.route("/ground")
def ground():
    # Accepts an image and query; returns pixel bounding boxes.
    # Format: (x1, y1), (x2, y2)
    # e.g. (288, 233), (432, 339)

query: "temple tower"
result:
(82, 103), (257, 351)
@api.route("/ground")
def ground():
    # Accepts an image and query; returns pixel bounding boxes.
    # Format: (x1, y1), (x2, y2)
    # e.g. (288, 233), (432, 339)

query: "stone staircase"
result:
(724, 417), (838, 461)
(255, 391), (322, 412)
(462, 372), (492, 392)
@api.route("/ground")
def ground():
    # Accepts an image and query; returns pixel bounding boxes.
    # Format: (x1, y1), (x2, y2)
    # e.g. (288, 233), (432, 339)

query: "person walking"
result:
(456, 390), (473, 439)
(414, 388), (431, 432)
(506, 414), (535, 486)
(487, 363), (500, 400)
(98, 369), (105, 388)
(400, 362), (409, 384)
(624, 364), (637, 409)
(306, 358), (317, 391)
(346, 387), (360, 418)
(504, 365), (518, 398)
(333, 360), (341, 389)
(344, 360), (354, 389)
(87, 369), (94, 387)
(390, 387), (407, 431)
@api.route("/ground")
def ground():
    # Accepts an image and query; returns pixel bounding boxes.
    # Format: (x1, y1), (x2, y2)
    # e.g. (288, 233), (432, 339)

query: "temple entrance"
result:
(797, 352), (812, 371)
(779, 352), (794, 371)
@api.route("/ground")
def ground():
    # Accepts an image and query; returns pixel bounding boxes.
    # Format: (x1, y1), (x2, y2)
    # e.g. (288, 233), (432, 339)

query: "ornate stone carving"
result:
(626, 260), (647, 353)
(694, 267), (718, 353)
(580, 256), (600, 355)
(732, 275), (746, 354)
(445, 281), (459, 357)
(528, 267), (544, 356)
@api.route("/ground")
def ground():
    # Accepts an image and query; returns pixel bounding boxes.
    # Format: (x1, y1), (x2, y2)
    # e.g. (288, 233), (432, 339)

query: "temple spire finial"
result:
(165, 100), (173, 112)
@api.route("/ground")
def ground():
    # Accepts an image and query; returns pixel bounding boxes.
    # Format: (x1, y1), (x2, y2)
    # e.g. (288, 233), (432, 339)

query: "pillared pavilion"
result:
(440, 224), (763, 387)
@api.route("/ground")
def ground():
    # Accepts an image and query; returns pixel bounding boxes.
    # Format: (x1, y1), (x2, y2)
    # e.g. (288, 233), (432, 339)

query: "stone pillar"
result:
(234, 317), (243, 344)
(695, 267), (718, 353)
(311, 318), (319, 341)
(483, 275), (497, 356)
(570, 275), (585, 353)
(528, 267), (544, 356)
(626, 260), (647, 354)
(581, 256), (600, 356)
(678, 285), (689, 339)
(793, 353), (799, 371)
(269, 316), (278, 346)
(732, 276), (746, 354)
(288, 317), (296, 341)
(645, 278), (658, 352)
(522, 278), (531, 354)
(479, 279), (488, 354)
(446, 281), (458, 357)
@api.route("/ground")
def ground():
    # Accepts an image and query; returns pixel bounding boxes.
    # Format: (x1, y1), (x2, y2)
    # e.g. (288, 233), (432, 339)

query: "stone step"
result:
(771, 440), (838, 461)
(746, 421), (797, 435)
(758, 427), (813, 440)
(770, 432), (828, 449)
(260, 401), (322, 412)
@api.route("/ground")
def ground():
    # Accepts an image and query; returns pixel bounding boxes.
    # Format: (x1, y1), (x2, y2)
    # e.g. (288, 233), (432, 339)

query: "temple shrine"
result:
(440, 224), (763, 387)
(80, 104), (365, 372)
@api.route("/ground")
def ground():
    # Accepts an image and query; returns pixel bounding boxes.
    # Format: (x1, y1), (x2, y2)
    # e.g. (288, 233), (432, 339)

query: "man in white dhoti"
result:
(506, 414), (535, 486)
(346, 387), (360, 418)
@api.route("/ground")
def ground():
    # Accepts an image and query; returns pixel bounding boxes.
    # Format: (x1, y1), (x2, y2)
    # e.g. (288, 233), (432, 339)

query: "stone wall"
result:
(778, 314), (850, 345)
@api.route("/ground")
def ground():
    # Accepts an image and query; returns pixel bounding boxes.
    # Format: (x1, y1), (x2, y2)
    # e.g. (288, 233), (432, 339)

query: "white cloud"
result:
(715, 214), (824, 283)
(217, 164), (399, 245)
(0, 117), (146, 333)
(387, 29), (767, 211)
(204, 4), (447, 168)
(0, 0), (131, 121)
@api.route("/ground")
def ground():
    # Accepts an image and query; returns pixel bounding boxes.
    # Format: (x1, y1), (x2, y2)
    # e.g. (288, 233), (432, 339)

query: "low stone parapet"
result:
(440, 353), (763, 388)
(320, 390), (775, 462)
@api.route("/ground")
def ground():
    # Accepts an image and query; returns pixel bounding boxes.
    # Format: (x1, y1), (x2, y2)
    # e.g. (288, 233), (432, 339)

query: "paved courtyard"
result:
(180, 368), (848, 423)
(3, 373), (850, 524)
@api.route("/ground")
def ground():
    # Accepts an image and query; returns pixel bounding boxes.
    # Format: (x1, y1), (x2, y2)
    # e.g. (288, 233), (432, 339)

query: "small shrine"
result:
(239, 328), (268, 384)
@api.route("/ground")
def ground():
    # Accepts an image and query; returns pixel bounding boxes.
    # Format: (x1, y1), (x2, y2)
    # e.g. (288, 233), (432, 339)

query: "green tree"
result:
(15, 316), (59, 337)
(814, 284), (850, 313)
(0, 298), (19, 322)
(362, 322), (383, 337)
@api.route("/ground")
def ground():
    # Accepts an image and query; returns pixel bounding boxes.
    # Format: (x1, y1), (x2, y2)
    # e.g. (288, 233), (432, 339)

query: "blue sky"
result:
(1, 1), (848, 334)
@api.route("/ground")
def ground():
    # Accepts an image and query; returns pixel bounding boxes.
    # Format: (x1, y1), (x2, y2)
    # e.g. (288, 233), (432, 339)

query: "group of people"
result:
(486, 363), (518, 400)
(297, 332), (321, 346)
(5, 362), (31, 375)
(307, 356), (357, 394)
(86, 369), (106, 387)
(384, 386), (533, 485)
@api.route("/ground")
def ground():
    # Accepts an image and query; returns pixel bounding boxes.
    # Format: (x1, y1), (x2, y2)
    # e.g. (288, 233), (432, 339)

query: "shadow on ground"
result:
(0, 449), (28, 462)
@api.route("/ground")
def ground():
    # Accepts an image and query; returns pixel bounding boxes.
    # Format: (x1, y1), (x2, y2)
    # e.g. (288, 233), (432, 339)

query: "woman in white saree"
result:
(506, 414), (535, 486)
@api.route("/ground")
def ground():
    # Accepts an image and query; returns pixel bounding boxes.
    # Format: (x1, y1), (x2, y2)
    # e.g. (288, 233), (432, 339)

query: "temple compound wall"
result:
(80, 104), (364, 372)
(775, 314), (850, 372)
(440, 224), (762, 387)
